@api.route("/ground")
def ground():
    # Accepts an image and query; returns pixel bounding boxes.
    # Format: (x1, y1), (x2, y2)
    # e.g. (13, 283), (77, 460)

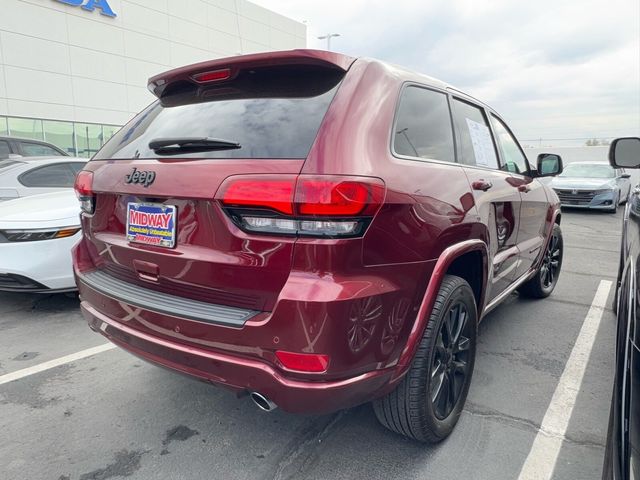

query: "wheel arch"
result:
(392, 239), (489, 380)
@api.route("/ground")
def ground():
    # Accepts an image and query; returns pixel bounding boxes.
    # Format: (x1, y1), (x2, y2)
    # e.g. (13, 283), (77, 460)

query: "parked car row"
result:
(0, 50), (636, 478)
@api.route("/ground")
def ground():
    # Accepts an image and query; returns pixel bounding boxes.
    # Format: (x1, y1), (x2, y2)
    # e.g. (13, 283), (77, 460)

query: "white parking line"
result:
(0, 343), (116, 386)
(518, 279), (612, 480)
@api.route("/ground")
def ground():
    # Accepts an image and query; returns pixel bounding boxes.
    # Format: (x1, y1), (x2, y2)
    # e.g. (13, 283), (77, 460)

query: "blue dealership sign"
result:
(54, 0), (117, 18)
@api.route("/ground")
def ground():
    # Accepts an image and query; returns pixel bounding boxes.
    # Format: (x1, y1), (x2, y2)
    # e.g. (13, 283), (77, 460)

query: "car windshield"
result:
(559, 163), (615, 178)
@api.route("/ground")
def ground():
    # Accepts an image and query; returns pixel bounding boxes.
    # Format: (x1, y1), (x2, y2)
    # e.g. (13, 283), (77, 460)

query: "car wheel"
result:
(373, 274), (477, 442)
(519, 224), (563, 298)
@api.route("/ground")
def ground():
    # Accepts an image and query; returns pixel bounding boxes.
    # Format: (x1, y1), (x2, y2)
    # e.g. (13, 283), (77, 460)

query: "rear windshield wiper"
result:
(149, 137), (241, 155)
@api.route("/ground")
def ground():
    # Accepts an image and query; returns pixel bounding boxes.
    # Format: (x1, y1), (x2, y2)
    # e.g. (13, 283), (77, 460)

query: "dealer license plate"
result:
(126, 202), (177, 248)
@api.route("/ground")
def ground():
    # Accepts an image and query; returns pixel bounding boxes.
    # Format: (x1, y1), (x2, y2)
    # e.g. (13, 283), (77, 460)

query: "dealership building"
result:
(0, 0), (306, 157)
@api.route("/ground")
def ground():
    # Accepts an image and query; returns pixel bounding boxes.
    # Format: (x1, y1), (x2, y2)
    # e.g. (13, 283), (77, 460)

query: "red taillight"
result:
(275, 351), (330, 373)
(74, 170), (95, 214)
(296, 178), (384, 216)
(217, 175), (385, 238)
(221, 177), (295, 215)
(74, 170), (93, 197)
(191, 68), (232, 83)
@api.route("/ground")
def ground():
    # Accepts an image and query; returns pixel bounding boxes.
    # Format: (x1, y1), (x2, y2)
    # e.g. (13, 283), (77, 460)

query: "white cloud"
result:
(253, 0), (640, 144)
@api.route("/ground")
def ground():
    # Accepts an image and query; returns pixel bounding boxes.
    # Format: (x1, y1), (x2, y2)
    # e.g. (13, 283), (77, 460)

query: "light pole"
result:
(317, 33), (340, 51)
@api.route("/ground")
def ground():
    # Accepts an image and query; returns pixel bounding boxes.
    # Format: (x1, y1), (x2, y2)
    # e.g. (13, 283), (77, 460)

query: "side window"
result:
(20, 142), (64, 157)
(0, 141), (10, 159)
(19, 163), (76, 188)
(393, 86), (455, 163)
(451, 99), (499, 168)
(489, 115), (530, 175)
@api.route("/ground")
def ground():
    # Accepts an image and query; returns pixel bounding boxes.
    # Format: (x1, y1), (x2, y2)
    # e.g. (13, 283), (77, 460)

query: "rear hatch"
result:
(81, 51), (353, 312)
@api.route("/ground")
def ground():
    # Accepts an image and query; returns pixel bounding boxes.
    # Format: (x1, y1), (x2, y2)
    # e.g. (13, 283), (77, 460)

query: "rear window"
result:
(95, 66), (344, 160)
(19, 163), (78, 187)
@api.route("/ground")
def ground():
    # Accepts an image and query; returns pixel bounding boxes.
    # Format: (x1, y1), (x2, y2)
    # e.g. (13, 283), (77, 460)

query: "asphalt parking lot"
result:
(0, 209), (621, 480)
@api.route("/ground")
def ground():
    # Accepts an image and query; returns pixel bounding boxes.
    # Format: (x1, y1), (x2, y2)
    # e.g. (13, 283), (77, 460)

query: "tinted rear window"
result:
(95, 66), (344, 160)
(19, 163), (77, 187)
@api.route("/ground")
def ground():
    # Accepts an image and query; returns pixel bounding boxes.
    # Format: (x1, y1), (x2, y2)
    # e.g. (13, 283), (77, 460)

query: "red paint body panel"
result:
(73, 49), (560, 413)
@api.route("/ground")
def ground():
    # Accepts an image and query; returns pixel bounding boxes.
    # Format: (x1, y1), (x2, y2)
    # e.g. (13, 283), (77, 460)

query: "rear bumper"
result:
(81, 300), (395, 414)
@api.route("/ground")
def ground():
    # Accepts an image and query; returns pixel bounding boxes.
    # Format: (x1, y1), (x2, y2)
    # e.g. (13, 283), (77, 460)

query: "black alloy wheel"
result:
(373, 274), (477, 442)
(519, 223), (563, 298)
(540, 230), (561, 291)
(431, 301), (472, 420)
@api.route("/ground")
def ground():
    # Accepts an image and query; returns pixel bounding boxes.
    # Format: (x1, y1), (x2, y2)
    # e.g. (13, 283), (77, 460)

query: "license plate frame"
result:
(126, 202), (177, 248)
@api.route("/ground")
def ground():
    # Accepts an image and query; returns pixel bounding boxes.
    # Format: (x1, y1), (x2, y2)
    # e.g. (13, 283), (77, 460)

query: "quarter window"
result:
(451, 99), (499, 168)
(393, 86), (455, 163)
(489, 115), (529, 175)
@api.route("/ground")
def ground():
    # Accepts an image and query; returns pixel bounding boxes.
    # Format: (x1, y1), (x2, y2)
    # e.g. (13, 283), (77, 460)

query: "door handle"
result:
(518, 184), (531, 193)
(472, 180), (493, 191)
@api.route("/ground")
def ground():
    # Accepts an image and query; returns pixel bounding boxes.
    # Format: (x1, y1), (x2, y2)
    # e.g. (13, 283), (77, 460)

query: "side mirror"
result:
(536, 153), (563, 177)
(610, 137), (640, 168)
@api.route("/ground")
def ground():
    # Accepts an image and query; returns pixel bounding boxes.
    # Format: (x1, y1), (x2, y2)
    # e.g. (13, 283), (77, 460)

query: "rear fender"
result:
(391, 239), (489, 381)
(534, 207), (562, 271)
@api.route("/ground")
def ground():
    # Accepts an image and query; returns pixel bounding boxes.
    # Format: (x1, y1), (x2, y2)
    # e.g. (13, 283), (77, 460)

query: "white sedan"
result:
(0, 156), (87, 201)
(0, 190), (81, 292)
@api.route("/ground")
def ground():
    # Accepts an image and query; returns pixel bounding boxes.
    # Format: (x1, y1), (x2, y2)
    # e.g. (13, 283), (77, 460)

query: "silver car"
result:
(548, 161), (631, 213)
(0, 156), (87, 201)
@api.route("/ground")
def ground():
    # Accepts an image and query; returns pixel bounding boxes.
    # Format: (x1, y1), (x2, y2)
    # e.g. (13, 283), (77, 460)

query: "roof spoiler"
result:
(148, 49), (357, 99)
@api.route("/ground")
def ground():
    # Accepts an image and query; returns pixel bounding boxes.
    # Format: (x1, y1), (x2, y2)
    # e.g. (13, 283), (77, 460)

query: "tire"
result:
(373, 275), (477, 442)
(519, 223), (563, 298)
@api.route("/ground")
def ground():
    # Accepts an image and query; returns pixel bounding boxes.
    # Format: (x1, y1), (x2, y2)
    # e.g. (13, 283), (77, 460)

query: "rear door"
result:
(82, 63), (346, 313)
(488, 114), (549, 280)
(450, 97), (522, 301)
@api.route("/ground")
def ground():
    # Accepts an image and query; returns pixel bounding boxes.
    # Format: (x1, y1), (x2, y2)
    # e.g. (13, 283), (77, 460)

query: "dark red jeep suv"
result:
(73, 49), (564, 442)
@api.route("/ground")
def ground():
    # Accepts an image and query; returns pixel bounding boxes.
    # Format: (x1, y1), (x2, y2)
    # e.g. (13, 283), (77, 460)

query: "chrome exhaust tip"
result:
(250, 392), (277, 412)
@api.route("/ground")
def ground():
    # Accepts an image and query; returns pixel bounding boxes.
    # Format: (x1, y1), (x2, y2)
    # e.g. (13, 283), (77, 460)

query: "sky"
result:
(253, 0), (640, 147)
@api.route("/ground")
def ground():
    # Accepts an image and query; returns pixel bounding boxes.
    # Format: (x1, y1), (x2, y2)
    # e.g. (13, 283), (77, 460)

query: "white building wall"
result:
(0, 0), (306, 126)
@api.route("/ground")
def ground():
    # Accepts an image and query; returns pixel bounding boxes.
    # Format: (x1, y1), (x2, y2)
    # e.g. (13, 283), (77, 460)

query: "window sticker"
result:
(465, 118), (498, 168)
